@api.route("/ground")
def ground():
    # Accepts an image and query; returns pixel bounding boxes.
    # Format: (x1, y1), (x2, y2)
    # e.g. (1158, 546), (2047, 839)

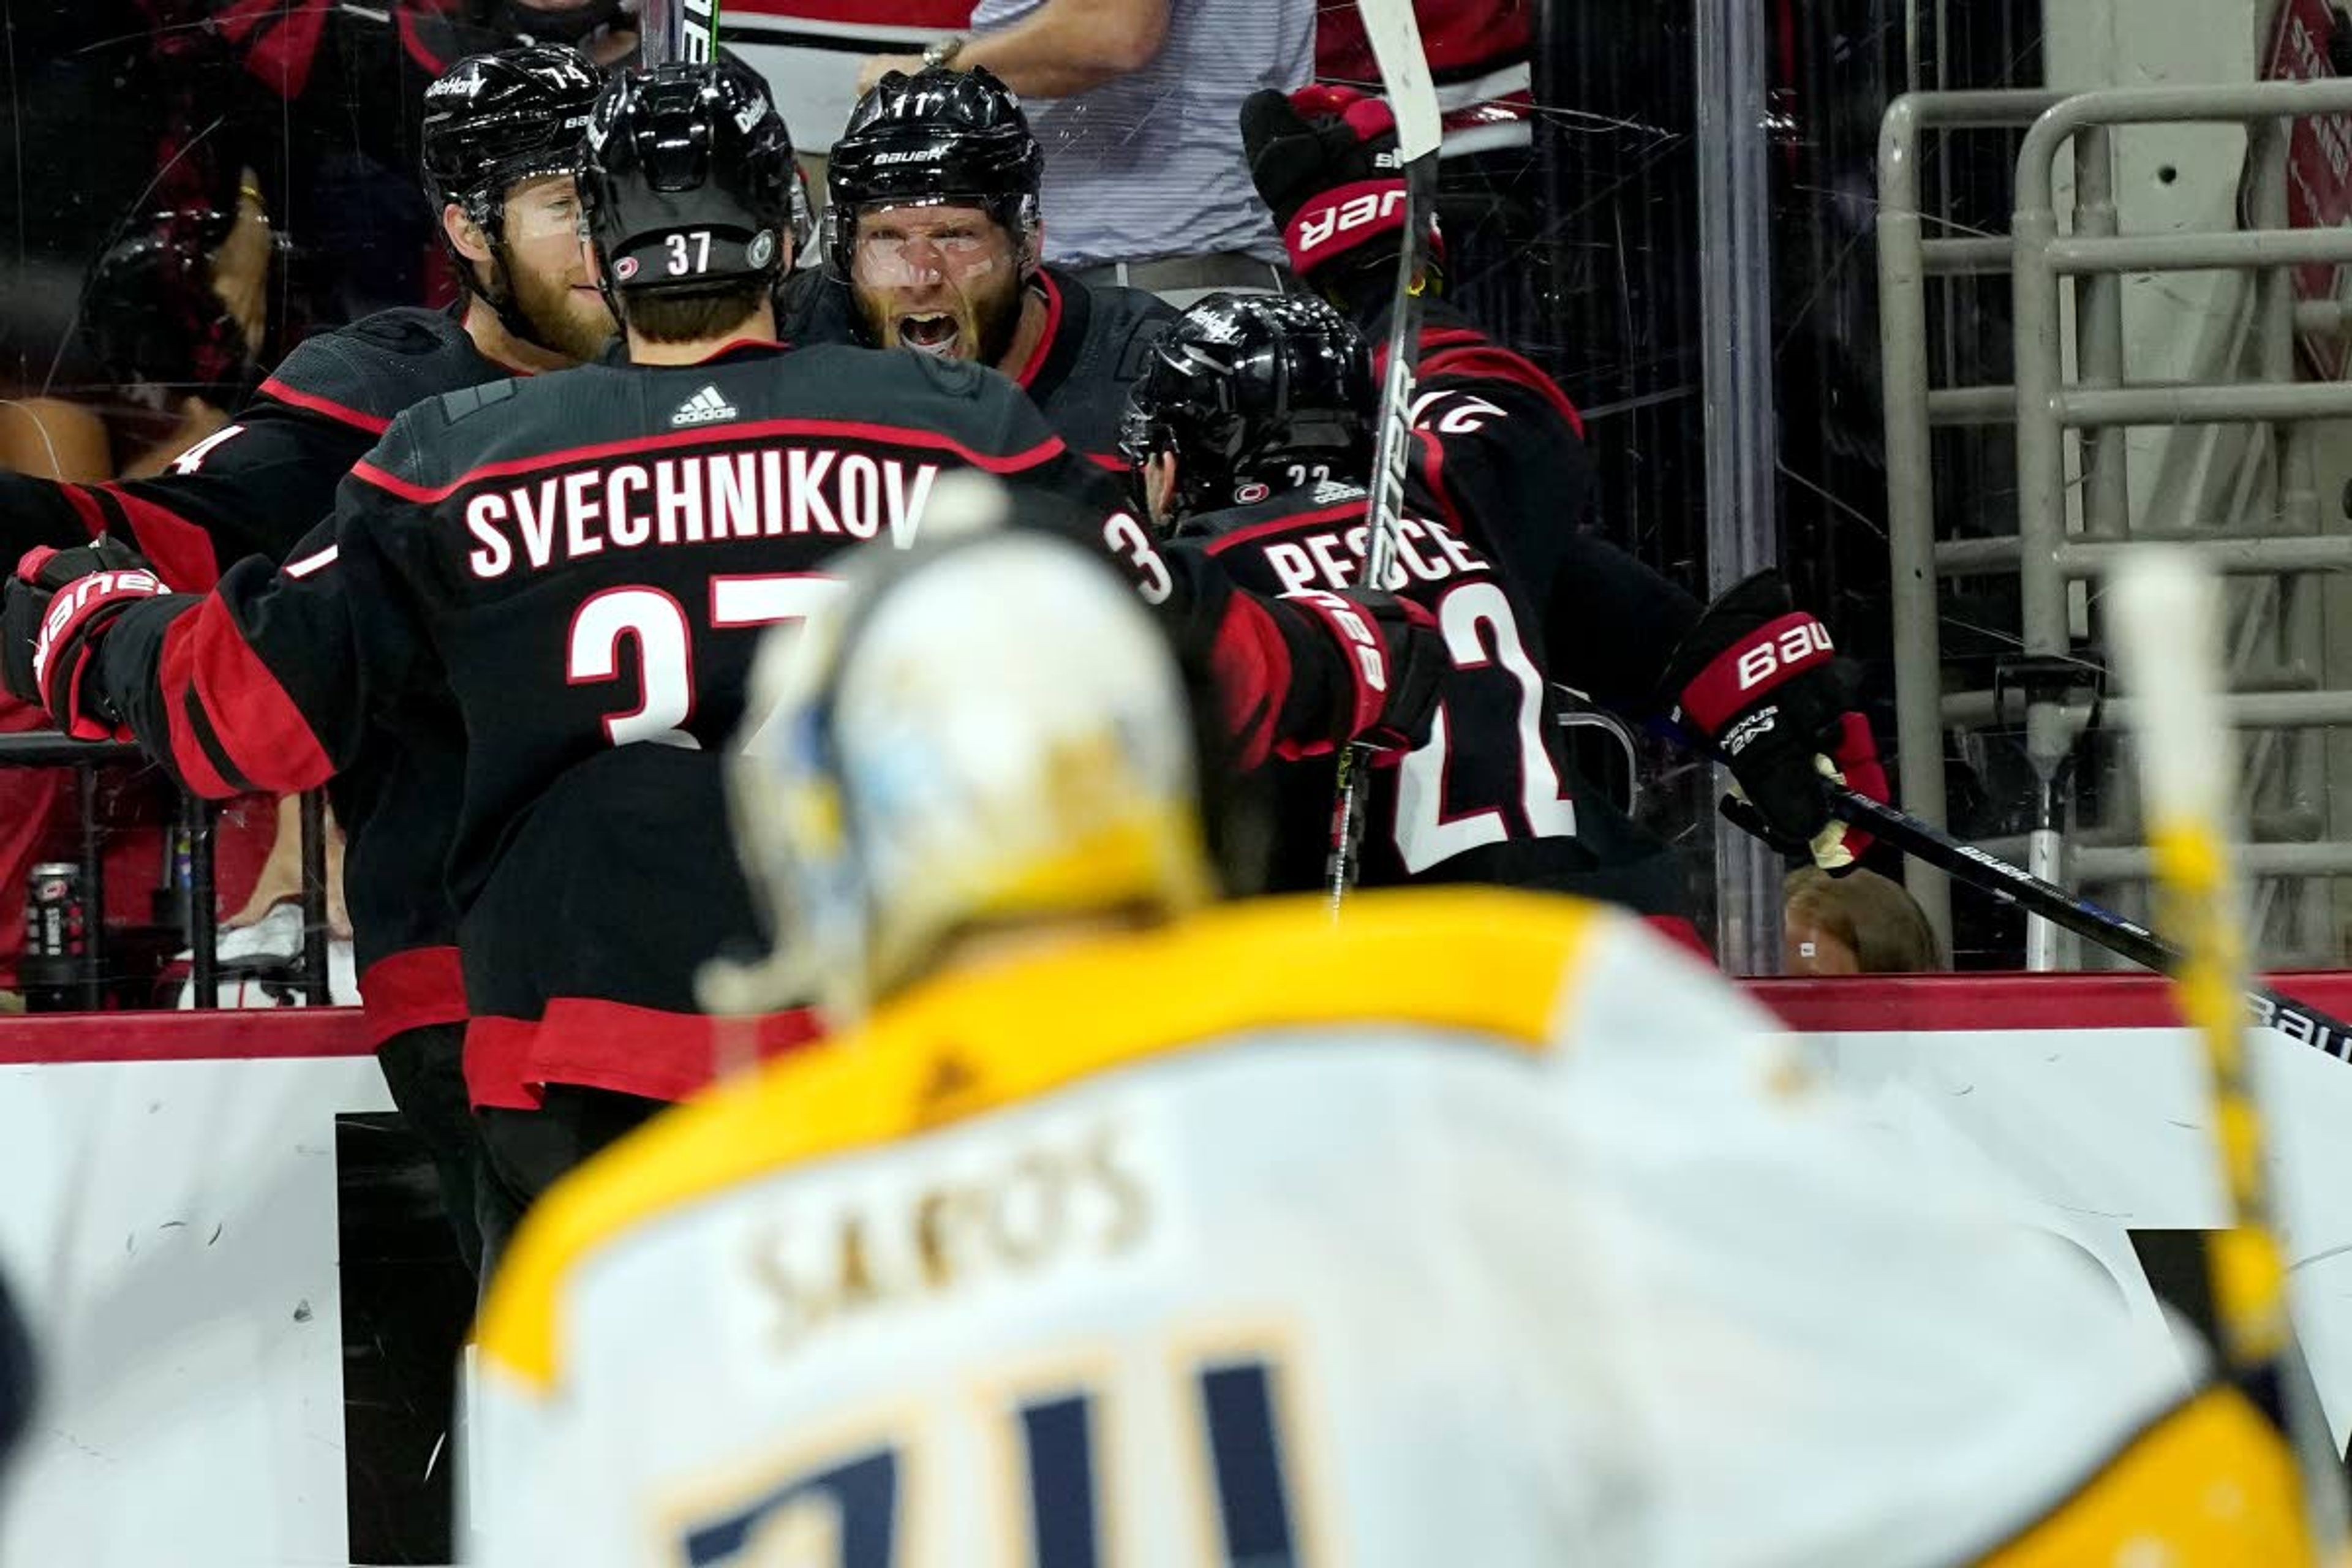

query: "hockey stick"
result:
(665, 0), (722, 64)
(1825, 790), (2352, 1062)
(2109, 548), (2349, 1548)
(1327, 0), (1442, 908)
(1659, 701), (2352, 1051)
(1825, 786), (2352, 1059)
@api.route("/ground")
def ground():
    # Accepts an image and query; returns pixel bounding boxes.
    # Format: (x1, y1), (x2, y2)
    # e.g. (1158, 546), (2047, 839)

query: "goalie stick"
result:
(1326, 0), (1442, 908)
(2109, 548), (2348, 1550)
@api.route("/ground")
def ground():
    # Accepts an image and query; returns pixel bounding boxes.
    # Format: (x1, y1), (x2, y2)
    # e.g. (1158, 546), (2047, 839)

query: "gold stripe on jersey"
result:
(477, 889), (1607, 1390)
(1979, 1385), (2313, 1566)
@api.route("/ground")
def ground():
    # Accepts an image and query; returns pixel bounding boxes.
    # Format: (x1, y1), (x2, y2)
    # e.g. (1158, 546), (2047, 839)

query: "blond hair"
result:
(1785, 866), (1944, 973)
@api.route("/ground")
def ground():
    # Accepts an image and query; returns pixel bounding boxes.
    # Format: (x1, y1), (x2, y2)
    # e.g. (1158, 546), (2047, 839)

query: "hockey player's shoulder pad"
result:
(1058, 270), (1177, 382)
(1411, 314), (1586, 440)
(774, 270), (858, 347)
(865, 343), (1003, 404)
(257, 309), (498, 434)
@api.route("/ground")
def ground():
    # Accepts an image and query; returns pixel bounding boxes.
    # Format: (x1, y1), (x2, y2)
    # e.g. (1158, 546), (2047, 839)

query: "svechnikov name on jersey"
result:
(461, 443), (943, 580)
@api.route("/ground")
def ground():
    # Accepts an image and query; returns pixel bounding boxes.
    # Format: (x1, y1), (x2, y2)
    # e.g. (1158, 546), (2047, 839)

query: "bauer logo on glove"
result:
(1658, 569), (1888, 873)
(4, 540), (168, 741)
(33, 569), (160, 689)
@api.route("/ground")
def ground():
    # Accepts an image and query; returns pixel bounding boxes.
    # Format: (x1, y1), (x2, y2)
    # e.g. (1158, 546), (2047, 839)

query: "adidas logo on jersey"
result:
(671, 386), (739, 427)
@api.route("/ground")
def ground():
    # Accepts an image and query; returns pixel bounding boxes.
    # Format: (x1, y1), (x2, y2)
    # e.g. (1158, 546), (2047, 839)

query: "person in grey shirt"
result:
(858, 0), (1312, 301)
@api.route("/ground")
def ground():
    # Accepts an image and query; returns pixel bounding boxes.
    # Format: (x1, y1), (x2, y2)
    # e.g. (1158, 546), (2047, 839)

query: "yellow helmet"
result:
(705, 481), (1218, 1022)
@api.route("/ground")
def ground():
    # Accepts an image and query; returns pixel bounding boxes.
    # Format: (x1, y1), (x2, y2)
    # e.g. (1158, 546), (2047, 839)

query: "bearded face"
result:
(496, 173), (615, 362)
(848, 201), (1027, 369)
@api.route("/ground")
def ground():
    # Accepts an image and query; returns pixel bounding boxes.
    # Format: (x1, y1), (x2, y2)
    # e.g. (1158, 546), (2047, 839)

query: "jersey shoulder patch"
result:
(434, 377), (523, 427)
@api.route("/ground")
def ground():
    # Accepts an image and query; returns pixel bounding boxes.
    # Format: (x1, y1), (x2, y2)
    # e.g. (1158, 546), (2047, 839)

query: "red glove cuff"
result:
(1676, 611), (1836, 736)
(1289, 84), (1392, 138)
(1827, 709), (1887, 862)
(1285, 178), (1409, 276)
(1281, 587), (1395, 742)
(32, 567), (165, 739)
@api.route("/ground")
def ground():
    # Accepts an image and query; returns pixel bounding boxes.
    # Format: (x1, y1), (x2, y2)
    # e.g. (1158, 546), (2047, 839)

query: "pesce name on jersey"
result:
(462, 447), (944, 579)
(1251, 506), (1491, 597)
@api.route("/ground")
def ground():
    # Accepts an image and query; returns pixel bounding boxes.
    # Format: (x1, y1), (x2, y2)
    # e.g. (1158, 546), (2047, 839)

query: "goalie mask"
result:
(706, 486), (1218, 1022)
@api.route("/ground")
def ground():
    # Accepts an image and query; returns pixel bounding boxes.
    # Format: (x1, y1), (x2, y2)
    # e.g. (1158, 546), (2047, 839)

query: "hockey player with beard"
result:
(469, 526), (2308, 1568)
(0, 43), (608, 1273)
(1221, 85), (1890, 908)
(2, 58), (1439, 1251)
(778, 66), (1175, 469)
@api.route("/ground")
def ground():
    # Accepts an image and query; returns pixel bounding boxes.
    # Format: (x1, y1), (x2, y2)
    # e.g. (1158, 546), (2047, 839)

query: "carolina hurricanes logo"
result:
(1234, 481), (1269, 504)
(614, 255), (639, 281)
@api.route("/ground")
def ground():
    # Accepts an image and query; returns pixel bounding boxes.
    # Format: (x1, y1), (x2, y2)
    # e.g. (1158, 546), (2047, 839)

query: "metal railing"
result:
(1880, 78), (2352, 968)
(0, 732), (334, 1009)
(1879, 88), (2066, 957)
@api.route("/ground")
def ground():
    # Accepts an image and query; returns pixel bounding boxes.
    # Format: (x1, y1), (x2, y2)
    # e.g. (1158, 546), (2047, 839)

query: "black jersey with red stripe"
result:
(0, 306), (503, 1038)
(78, 340), (1377, 1101)
(776, 266), (1174, 472)
(1179, 303), (1700, 912)
(1350, 299), (1708, 712)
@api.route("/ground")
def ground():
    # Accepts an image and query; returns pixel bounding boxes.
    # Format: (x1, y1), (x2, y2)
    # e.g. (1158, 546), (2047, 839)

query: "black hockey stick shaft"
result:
(1329, 0), (1443, 908)
(1830, 786), (2352, 1057)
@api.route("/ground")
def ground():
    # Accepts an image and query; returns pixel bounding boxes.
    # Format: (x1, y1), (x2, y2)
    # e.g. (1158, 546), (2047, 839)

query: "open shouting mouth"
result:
(896, 312), (963, 358)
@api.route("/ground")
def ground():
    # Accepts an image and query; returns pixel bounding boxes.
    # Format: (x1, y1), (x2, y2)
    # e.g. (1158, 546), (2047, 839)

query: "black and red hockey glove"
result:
(1280, 586), (1446, 756)
(1659, 570), (1888, 872)
(1240, 85), (1440, 293)
(2, 541), (167, 740)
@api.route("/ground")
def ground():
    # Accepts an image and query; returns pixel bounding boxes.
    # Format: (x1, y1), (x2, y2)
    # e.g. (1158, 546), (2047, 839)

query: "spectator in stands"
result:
(1783, 866), (1944, 974)
(856, 0), (1312, 304)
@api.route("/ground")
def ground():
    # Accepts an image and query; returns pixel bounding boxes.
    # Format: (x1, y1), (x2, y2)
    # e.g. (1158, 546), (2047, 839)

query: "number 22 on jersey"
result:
(1392, 581), (1577, 874)
(671, 1351), (1318, 1567)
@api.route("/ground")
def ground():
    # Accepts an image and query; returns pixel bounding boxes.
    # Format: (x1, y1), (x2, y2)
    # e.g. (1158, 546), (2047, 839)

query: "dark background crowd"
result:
(0, 0), (2013, 1014)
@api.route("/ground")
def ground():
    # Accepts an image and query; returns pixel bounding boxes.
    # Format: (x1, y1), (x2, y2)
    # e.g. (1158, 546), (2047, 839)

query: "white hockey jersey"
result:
(467, 890), (2307, 1566)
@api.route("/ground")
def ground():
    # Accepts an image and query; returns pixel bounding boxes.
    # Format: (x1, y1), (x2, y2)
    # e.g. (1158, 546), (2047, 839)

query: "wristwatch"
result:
(922, 35), (966, 70)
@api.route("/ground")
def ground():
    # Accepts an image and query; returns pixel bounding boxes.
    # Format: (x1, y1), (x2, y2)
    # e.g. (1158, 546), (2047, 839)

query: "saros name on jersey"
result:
(744, 1121), (1153, 1357)
(464, 448), (943, 578)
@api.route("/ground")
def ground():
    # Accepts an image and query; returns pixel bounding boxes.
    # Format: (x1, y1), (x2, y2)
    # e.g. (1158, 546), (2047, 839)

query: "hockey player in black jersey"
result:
(1225, 85), (1891, 911)
(4, 58), (1438, 1248)
(777, 66), (1174, 468)
(0, 44), (606, 1273)
(1123, 291), (1708, 916)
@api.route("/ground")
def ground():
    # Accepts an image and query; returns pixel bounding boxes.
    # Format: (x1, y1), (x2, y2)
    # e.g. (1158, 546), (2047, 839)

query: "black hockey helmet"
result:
(420, 45), (603, 344)
(421, 45), (604, 238)
(580, 57), (802, 310)
(826, 66), (1044, 280)
(1119, 292), (1375, 518)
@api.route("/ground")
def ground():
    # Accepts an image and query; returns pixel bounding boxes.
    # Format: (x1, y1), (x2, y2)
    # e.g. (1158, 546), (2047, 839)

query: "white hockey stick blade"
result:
(1353, 0), (1442, 162)
(2108, 548), (2237, 849)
